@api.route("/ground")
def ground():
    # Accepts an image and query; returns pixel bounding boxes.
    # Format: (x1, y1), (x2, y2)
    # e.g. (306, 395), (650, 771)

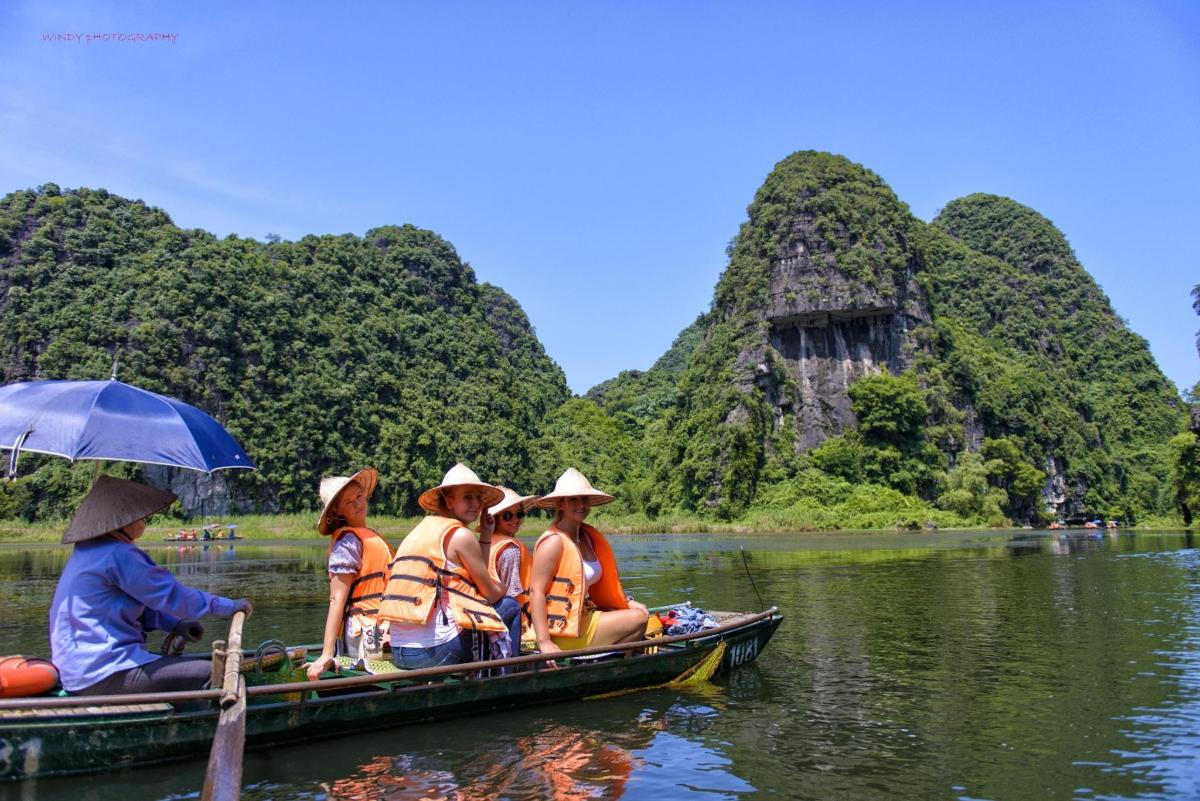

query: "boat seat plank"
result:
(0, 702), (175, 719)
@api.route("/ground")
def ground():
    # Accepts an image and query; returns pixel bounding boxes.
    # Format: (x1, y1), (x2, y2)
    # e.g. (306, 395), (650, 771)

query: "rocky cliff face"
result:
(710, 152), (932, 453)
(605, 152), (1185, 523)
(762, 206), (930, 449)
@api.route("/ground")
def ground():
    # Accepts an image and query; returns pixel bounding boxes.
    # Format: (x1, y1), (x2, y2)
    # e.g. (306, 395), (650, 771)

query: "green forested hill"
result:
(580, 154), (1188, 525)
(0, 163), (1190, 527)
(923, 195), (1183, 520)
(0, 184), (569, 518)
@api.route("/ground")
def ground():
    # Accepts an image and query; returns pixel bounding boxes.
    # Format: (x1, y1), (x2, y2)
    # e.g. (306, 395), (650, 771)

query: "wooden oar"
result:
(201, 610), (247, 801)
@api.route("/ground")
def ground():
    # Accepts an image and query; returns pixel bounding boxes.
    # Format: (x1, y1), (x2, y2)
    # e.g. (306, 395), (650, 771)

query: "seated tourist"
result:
(477, 486), (538, 658)
(528, 468), (648, 659)
(379, 464), (518, 669)
(307, 467), (394, 680)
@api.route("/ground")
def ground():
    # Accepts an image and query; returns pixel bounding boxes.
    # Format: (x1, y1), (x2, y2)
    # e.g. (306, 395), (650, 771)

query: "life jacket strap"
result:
(389, 572), (437, 587)
(349, 571), (386, 591)
(381, 592), (422, 605)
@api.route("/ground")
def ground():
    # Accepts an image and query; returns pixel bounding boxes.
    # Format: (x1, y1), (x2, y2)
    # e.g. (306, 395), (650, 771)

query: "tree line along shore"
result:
(1, 151), (1197, 530)
(0, 511), (1189, 546)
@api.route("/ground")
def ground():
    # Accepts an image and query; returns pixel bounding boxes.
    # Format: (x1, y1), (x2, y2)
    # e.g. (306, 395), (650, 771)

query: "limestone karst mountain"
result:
(0, 185), (568, 517)
(589, 152), (1185, 522)
(0, 156), (1187, 524)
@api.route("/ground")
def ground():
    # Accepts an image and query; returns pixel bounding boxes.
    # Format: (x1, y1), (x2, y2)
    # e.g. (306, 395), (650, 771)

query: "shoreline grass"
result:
(0, 511), (1189, 545)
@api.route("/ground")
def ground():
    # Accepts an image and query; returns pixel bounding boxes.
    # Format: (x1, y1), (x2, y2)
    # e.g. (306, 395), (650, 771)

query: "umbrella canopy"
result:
(0, 379), (255, 476)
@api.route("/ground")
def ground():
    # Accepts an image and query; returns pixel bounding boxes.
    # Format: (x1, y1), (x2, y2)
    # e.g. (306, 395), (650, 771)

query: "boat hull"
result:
(0, 610), (781, 780)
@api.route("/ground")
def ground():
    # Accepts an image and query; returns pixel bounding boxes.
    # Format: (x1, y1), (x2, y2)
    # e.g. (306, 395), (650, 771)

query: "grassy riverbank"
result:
(0, 510), (954, 544)
(0, 510), (1188, 544)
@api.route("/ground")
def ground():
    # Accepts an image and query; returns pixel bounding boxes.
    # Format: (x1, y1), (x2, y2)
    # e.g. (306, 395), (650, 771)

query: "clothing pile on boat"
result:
(657, 606), (718, 636)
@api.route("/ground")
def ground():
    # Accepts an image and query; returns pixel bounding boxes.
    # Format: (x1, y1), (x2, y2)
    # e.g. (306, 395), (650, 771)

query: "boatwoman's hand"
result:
(232, 598), (254, 617)
(306, 653), (337, 681)
(172, 618), (206, 643)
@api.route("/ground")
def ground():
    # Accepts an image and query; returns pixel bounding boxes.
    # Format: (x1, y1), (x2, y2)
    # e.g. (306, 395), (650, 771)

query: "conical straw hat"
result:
(418, 463), (503, 513)
(317, 467), (379, 536)
(63, 476), (177, 544)
(534, 468), (614, 508)
(488, 486), (540, 517)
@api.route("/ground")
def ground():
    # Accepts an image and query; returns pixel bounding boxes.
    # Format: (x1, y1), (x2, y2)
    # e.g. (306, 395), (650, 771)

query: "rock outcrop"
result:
(762, 198), (930, 449)
(599, 151), (1186, 522)
(718, 152), (932, 452)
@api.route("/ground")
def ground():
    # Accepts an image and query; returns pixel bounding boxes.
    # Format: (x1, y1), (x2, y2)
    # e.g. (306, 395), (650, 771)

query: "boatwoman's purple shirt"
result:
(49, 537), (237, 692)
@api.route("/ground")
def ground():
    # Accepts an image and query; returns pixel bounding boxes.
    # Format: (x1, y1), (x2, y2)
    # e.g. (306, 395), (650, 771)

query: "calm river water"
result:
(1, 529), (1199, 800)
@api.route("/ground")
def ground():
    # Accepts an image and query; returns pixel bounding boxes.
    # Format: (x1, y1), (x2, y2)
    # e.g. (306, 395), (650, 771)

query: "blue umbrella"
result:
(0, 379), (255, 477)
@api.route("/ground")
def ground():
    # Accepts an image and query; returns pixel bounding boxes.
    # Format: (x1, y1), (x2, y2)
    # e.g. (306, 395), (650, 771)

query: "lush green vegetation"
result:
(0, 157), (1191, 533)
(0, 185), (568, 519)
(1167, 282), (1200, 525)
(586, 155), (1189, 527)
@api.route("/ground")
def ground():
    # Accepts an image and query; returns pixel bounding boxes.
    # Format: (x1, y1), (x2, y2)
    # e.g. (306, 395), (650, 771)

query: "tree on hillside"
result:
(1193, 282), (1200, 358)
(810, 370), (943, 497)
(1169, 283), (1200, 526)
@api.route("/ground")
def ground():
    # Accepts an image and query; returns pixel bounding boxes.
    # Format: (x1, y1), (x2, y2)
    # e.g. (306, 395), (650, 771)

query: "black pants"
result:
(78, 655), (213, 695)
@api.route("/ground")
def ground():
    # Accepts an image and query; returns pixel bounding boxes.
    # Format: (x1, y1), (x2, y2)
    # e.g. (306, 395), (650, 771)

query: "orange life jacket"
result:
(329, 526), (393, 625)
(533, 523), (627, 638)
(486, 533), (532, 633)
(379, 515), (506, 633)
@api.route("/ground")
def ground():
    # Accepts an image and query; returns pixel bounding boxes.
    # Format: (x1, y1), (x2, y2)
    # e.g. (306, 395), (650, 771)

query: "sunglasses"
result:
(499, 510), (526, 522)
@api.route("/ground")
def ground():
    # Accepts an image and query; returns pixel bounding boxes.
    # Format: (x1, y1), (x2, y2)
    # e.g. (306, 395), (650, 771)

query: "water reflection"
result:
(2, 531), (1200, 801)
(321, 723), (646, 801)
(230, 700), (749, 801)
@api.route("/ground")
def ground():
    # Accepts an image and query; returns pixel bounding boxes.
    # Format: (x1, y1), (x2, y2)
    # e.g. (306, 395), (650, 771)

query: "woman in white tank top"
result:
(389, 467), (509, 670)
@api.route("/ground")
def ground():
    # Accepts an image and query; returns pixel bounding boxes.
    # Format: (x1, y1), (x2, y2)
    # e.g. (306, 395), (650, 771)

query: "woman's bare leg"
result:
(591, 608), (650, 646)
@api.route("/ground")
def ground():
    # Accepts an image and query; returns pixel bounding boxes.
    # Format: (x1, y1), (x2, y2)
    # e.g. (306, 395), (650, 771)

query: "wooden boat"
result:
(164, 524), (241, 542)
(0, 607), (781, 781)
(163, 535), (242, 542)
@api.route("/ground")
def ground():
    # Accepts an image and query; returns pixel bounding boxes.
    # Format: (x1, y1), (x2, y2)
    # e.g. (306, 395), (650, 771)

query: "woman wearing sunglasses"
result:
(478, 487), (538, 658)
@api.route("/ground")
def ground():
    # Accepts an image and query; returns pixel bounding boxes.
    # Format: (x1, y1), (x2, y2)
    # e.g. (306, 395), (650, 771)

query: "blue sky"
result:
(1, 1), (1197, 395)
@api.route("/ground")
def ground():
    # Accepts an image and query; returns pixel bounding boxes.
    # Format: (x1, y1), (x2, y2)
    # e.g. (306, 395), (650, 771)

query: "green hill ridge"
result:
(0, 153), (1190, 527)
(0, 184), (568, 518)
(584, 153), (1187, 525)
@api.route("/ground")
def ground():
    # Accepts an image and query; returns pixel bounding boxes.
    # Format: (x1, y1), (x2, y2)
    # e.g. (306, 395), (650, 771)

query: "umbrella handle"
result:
(6, 429), (31, 481)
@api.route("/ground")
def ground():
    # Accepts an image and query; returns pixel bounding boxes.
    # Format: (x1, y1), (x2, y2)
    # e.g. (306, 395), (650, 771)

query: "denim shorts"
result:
(393, 634), (470, 670)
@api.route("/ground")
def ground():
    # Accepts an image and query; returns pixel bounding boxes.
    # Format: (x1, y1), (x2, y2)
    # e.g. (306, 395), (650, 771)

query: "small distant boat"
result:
(164, 524), (240, 542)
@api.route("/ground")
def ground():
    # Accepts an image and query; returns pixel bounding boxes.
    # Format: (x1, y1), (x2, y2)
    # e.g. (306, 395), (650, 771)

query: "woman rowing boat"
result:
(48, 476), (252, 695)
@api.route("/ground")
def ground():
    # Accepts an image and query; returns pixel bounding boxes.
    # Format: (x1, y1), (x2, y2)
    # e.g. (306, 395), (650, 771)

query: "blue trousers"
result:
(494, 595), (523, 658)
(393, 635), (470, 670)
(392, 597), (522, 671)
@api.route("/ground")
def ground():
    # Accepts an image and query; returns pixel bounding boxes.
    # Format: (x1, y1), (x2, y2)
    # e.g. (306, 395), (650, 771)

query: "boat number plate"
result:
(728, 638), (758, 667)
(0, 736), (41, 779)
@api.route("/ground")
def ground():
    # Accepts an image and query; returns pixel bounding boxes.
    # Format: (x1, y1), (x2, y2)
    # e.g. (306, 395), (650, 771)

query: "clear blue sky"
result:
(2, 1), (1197, 395)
